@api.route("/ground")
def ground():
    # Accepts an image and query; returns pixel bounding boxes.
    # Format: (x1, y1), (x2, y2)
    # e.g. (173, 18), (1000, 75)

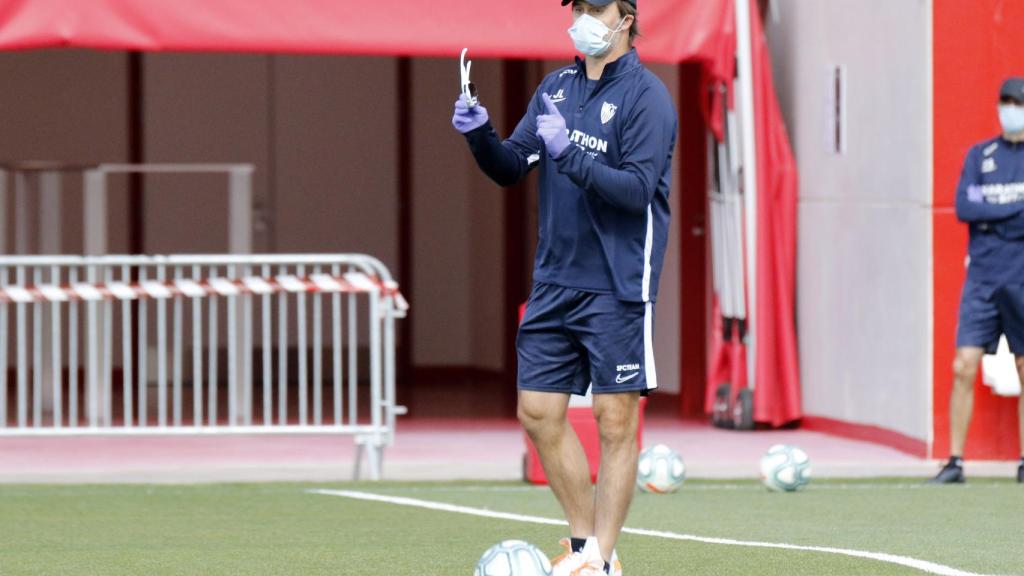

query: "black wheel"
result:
(733, 388), (754, 430)
(712, 382), (734, 429)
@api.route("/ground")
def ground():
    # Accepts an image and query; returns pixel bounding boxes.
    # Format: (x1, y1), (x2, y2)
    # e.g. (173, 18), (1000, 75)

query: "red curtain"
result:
(0, 0), (734, 65)
(748, 3), (800, 426)
(703, 1), (801, 427)
(0, 0), (800, 425)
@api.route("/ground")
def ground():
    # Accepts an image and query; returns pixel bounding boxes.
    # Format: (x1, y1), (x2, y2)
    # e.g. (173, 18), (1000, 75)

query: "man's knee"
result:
(517, 392), (567, 436)
(952, 353), (981, 390)
(594, 399), (639, 446)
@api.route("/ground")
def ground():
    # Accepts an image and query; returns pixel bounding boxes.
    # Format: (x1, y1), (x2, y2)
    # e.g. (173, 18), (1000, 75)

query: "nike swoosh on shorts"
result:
(615, 372), (639, 384)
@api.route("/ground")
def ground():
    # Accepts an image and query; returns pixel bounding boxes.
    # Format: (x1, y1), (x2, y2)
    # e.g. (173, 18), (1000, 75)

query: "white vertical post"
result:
(157, 265), (167, 427)
(313, 266), (323, 427)
(83, 170), (108, 256)
(86, 265), (99, 428)
(243, 265), (253, 426)
(69, 267), (79, 427)
(50, 265), (62, 428)
(39, 171), (61, 255)
(192, 265), (203, 428)
(368, 286), (382, 477)
(16, 266), (27, 428)
(208, 284), (219, 426)
(332, 264), (342, 426)
(227, 264), (238, 426)
(101, 266), (113, 424)
(297, 265), (307, 425)
(277, 267), (289, 425)
(261, 264), (272, 425)
(228, 169), (253, 255)
(735, 0), (759, 393)
(102, 266), (113, 426)
(173, 266), (183, 426)
(137, 267), (148, 427)
(121, 265), (133, 428)
(32, 268), (42, 426)
(383, 295), (396, 445)
(347, 276), (357, 426)
(14, 173), (31, 255)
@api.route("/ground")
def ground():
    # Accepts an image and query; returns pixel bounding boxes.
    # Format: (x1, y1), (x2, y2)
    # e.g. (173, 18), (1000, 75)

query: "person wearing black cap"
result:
(452, 0), (675, 574)
(930, 77), (1024, 485)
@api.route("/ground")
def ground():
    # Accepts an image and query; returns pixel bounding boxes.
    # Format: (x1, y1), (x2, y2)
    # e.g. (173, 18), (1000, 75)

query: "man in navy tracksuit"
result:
(452, 0), (676, 573)
(931, 77), (1024, 485)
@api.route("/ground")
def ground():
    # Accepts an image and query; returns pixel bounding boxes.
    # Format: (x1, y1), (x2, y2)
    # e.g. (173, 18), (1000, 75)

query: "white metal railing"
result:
(0, 162), (254, 257)
(0, 254), (407, 480)
(83, 164), (254, 255)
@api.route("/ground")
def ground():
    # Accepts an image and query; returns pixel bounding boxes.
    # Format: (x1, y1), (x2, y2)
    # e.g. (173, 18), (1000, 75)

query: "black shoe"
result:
(1018, 463), (1023, 484)
(927, 462), (965, 484)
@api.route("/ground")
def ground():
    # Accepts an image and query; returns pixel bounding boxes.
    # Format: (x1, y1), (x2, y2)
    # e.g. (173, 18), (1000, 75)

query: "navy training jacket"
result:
(463, 49), (677, 303)
(955, 135), (1024, 284)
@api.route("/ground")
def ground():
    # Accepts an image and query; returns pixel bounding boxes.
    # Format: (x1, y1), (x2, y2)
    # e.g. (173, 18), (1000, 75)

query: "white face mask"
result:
(999, 104), (1024, 135)
(568, 13), (626, 57)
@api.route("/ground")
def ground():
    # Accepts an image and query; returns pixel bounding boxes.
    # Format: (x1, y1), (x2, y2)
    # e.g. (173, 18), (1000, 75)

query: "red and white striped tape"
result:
(0, 272), (407, 310)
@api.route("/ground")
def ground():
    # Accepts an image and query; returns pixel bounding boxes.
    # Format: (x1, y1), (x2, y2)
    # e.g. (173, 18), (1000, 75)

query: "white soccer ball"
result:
(636, 443), (686, 494)
(474, 540), (552, 576)
(760, 444), (812, 492)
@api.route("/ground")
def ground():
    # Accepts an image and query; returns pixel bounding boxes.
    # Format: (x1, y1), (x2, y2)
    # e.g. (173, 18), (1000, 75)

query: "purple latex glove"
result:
(537, 93), (571, 158)
(452, 94), (489, 134)
(966, 184), (985, 203)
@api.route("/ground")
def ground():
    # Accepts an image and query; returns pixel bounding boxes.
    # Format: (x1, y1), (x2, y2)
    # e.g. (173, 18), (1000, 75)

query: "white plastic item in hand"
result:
(460, 47), (478, 107)
(982, 335), (1021, 397)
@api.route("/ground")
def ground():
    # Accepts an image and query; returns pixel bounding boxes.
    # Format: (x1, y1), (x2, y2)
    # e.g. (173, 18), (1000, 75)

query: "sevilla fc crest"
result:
(601, 102), (618, 124)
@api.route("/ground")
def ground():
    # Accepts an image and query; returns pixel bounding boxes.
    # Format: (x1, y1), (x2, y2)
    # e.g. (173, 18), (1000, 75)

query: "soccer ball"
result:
(474, 540), (552, 576)
(636, 443), (686, 493)
(760, 444), (811, 492)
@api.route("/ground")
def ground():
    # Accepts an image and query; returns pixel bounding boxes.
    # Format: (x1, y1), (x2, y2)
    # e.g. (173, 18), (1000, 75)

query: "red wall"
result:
(933, 0), (1024, 459)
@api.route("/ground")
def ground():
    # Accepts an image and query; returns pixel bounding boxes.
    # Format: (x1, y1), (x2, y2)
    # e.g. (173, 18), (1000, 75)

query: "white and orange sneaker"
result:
(550, 538), (575, 568)
(607, 550), (623, 576)
(551, 537), (623, 576)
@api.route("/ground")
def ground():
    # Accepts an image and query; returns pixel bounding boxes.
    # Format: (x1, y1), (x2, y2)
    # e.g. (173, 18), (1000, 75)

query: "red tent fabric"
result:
(0, 0), (801, 425)
(748, 5), (801, 426)
(702, 3), (800, 427)
(0, 0), (733, 65)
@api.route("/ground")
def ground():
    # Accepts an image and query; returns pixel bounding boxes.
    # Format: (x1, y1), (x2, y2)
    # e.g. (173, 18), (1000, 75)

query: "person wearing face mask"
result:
(451, 0), (676, 574)
(930, 77), (1024, 485)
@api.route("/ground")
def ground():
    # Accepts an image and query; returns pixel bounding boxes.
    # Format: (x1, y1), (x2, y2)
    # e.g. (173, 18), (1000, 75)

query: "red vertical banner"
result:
(933, 0), (1024, 459)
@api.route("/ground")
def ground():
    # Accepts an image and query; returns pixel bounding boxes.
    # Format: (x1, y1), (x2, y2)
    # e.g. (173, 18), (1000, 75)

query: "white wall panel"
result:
(769, 0), (933, 440)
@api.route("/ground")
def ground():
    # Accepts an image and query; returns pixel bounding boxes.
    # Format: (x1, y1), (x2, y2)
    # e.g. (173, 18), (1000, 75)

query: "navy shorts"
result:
(956, 278), (1024, 354)
(517, 282), (657, 396)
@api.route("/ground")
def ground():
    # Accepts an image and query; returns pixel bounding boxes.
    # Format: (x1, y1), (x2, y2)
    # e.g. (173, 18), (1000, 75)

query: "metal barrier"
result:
(0, 254), (407, 480)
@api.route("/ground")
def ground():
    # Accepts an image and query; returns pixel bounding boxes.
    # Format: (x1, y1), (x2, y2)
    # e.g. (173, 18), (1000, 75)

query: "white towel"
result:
(981, 336), (1021, 397)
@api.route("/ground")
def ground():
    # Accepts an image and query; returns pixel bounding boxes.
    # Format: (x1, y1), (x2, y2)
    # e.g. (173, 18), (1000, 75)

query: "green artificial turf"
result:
(0, 479), (1020, 575)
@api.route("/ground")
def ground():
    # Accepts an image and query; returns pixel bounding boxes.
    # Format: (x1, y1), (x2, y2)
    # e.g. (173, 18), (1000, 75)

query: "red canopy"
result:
(0, 0), (730, 66)
(0, 0), (801, 425)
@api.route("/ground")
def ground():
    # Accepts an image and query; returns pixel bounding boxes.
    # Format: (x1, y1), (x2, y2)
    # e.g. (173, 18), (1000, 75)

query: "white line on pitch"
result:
(349, 482), (1013, 494)
(309, 489), (993, 576)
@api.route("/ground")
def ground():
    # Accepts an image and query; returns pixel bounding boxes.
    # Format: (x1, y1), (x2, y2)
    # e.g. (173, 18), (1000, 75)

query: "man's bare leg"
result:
(592, 392), (640, 562)
(1017, 356), (1024, 459)
(518, 390), (595, 537)
(950, 347), (985, 457)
